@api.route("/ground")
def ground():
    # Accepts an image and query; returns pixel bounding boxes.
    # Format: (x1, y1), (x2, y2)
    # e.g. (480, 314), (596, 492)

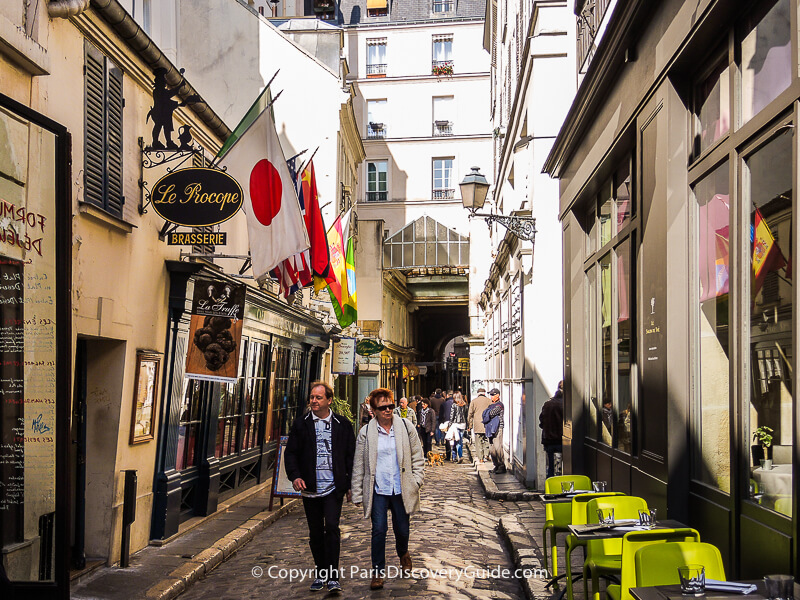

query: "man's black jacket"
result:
(284, 411), (356, 495)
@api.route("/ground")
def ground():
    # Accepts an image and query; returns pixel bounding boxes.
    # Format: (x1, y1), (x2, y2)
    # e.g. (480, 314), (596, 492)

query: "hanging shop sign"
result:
(356, 338), (384, 356)
(458, 357), (470, 372)
(151, 167), (243, 227)
(185, 279), (246, 382)
(418, 365), (428, 375)
(332, 337), (356, 375)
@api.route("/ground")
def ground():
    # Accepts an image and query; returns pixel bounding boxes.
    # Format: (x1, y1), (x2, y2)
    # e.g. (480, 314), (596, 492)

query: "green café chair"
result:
(634, 541), (723, 591)
(564, 492), (625, 600)
(543, 475), (592, 577)
(583, 496), (648, 600)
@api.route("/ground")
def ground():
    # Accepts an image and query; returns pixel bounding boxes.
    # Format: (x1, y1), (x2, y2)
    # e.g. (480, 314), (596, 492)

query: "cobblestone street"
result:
(180, 457), (539, 599)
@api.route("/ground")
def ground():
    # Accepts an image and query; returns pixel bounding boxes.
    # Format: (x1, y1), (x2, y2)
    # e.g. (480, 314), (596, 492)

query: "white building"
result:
(339, 0), (492, 399)
(481, 0), (575, 485)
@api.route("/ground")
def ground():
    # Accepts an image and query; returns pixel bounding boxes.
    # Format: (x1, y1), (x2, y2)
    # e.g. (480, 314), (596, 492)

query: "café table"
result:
(630, 581), (767, 600)
(568, 519), (688, 540)
(534, 490), (595, 504)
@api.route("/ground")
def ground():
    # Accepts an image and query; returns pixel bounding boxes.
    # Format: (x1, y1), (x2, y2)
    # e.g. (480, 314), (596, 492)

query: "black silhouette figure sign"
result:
(146, 67), (201, 150)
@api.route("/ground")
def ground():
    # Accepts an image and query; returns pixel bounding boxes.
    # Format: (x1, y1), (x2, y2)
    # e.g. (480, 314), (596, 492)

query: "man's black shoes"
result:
(310, 578), (325, 591)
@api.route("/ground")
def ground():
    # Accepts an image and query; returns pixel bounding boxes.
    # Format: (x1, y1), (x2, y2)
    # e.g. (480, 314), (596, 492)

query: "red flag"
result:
(301, 161), (334, 282)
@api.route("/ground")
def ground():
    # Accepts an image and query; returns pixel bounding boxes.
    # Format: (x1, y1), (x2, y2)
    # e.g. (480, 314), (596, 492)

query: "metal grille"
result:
(382, 216), (469, 269)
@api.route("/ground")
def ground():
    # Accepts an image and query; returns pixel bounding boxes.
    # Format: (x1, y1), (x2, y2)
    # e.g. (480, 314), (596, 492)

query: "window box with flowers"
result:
(432, 62), (454, 77)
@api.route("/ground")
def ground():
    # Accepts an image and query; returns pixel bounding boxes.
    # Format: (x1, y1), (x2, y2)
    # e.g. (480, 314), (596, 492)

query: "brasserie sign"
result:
(151, 167), (243, 227)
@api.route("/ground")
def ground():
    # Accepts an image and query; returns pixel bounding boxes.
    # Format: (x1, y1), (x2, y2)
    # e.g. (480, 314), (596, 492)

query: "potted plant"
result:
(752, 425), (773, 469)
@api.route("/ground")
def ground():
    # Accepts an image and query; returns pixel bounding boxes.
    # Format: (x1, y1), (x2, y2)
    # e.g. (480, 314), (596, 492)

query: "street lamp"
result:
(459, 166), (536, 243)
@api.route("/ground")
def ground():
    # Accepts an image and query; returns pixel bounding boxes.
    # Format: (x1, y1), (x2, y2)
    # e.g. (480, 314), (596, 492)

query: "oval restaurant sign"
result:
(151, 167), (243, 227)
(356, 338), (384, 356)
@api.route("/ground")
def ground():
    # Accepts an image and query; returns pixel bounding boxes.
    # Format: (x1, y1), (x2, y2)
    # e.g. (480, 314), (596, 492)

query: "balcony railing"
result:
(433, 120), (453, 136)
(433, 188), (455, 200)
(432, 60), (454, 76)
(366, 191), (388, 202)
(576, 0), (612, 73)
(367, 122), (386, 139)
(432, 0), (454, 12)
(367, 63), (387, 76)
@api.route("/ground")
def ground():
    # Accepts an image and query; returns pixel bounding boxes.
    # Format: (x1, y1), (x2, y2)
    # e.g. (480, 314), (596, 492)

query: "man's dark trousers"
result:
(302, 493), (344, 581)
(543, 442), (562, 479)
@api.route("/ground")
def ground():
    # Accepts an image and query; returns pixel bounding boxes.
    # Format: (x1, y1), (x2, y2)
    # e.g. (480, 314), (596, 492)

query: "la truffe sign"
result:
(152, 167), (243, 230)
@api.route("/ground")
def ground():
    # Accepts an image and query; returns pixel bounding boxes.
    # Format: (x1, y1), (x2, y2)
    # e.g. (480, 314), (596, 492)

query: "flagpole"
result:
(210, 90), (284, 168)
(298, 146), (321, 175)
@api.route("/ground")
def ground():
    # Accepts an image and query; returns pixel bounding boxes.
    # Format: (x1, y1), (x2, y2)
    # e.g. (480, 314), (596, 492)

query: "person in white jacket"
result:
(351, 387), (425, 591)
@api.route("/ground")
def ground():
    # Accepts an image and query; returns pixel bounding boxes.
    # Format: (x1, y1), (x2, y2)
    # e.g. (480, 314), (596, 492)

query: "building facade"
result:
(480, 0), (574, 485)
(0, 1), (367, 594)
(340, 0), (492, 400)
(546, 0), (798, 578)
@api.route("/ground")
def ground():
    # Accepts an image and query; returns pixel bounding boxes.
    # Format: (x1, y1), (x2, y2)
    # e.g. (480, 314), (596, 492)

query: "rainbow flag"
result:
(318, 209), (356, 328)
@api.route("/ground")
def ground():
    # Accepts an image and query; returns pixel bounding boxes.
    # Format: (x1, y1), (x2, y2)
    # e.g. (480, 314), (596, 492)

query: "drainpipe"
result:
(48, 0), (91, 18)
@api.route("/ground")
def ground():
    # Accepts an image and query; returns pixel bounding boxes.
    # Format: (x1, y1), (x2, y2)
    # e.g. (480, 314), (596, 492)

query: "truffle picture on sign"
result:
(185, 280), (246, 382)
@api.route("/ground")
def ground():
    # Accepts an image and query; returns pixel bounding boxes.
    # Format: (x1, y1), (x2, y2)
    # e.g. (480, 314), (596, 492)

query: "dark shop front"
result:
(151, 262), (326, 541)
(548, 0), (800, 581)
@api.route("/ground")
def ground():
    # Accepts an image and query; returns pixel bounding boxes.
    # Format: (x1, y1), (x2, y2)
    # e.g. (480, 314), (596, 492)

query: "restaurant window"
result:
(242, 340), (269, 450)
(215, 339), (247, 458)
(269, 347), (304, 443)
(692, 54), (730, 156)
(692, 161), (731, 493)
(176, 379), (208, 471)
(367, 39), (387, 76)
(366, 161), (388, 202)
(743, 128), (793, 517)
(433, 157), (454, 200)
(582, 153), (636, 448)
(740, 0), (790, 124)
(84, 42), (124, 218)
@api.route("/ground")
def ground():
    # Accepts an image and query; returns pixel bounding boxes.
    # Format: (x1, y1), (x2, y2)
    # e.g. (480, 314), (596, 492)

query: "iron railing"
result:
(367, 191), (388, 202)
(433, 188), (455, 200)
(433, 121), (453, 136)
(367, 63), (387, 76)
(577, 0), (612, 73)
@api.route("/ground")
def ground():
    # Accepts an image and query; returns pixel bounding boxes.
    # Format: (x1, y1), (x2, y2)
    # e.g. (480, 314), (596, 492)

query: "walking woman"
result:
(448, 392), (468, 463)
(351, 388), (425, 590)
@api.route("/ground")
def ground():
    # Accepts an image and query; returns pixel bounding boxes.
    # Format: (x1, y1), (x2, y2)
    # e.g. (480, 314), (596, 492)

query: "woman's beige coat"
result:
(351, 415), (425, 518)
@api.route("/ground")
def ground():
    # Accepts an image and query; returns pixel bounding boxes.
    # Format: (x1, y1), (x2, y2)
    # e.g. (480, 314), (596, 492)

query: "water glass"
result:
(638, 508), (657, 529)
(596, 507), (615, 524)
(764, 575), (794, 600)
(561, 481), (575, 493)
(678, 564), (705, 596)
(592, 481), (607, 492)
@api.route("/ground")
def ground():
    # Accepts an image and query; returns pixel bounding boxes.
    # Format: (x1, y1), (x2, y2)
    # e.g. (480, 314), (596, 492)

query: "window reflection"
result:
(600, 252), (613, 446)
(745, 129), (792, 517)
(616, 239), (632, 453)
(694, 58), (730, 153)
(693, 162), (731, 492)
(741, 0), (791, 122)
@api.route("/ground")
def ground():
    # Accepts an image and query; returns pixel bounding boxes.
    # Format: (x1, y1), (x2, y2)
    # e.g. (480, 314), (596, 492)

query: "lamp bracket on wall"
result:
(470, 212), (537, 243)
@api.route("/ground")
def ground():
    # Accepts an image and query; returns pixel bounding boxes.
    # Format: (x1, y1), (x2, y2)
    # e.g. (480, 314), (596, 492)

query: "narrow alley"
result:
(180, 460), (534, 599)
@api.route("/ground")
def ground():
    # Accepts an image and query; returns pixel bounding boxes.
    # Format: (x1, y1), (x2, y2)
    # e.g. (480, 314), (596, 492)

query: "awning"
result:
(367, 0), (387, 9)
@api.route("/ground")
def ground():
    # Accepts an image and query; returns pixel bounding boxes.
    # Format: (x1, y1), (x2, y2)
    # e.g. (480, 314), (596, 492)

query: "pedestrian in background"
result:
(439, 392), (454, 460)
(351, 388), (425, 590)
(539, 381), (564, 479)
(417, 397), (436, 456)
(429, 390), (445, 445)
(483, 388), (506, 474)
(284, 381), (356, 594)
(393, 396), (417, 426)
(467, 387), (491, 463)
(448, 392), (467, 463)
(360, 396), (373, 426)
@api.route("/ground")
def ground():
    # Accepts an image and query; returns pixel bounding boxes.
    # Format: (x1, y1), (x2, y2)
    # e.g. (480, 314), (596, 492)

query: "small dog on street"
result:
(426, 451), (445, 466)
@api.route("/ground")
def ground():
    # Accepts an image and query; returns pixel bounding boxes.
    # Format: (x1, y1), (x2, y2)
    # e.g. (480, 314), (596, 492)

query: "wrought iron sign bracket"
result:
(139, 137), (208, 216)
(470, 212), (537, 243)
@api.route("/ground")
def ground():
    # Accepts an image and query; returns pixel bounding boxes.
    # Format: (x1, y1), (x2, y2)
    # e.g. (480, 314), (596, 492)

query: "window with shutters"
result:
(84, 42), (124, 219)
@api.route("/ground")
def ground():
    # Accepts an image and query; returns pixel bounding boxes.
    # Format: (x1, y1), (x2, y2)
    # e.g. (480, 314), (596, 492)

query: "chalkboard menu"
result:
(0, 107), (61, 586)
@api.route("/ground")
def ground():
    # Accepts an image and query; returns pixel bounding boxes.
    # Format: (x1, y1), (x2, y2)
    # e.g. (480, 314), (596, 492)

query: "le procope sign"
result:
(152, 167), (243, 233)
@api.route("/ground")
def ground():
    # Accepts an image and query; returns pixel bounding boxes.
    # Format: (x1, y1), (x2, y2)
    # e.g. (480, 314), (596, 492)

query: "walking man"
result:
(393, 396), (417, 426)
(284, 381), (356, 593)
(483, 388), (506, 474)
(539, 381), (564, 479)
(467, 387), (492, 463)
(352, 388), (425, 590)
